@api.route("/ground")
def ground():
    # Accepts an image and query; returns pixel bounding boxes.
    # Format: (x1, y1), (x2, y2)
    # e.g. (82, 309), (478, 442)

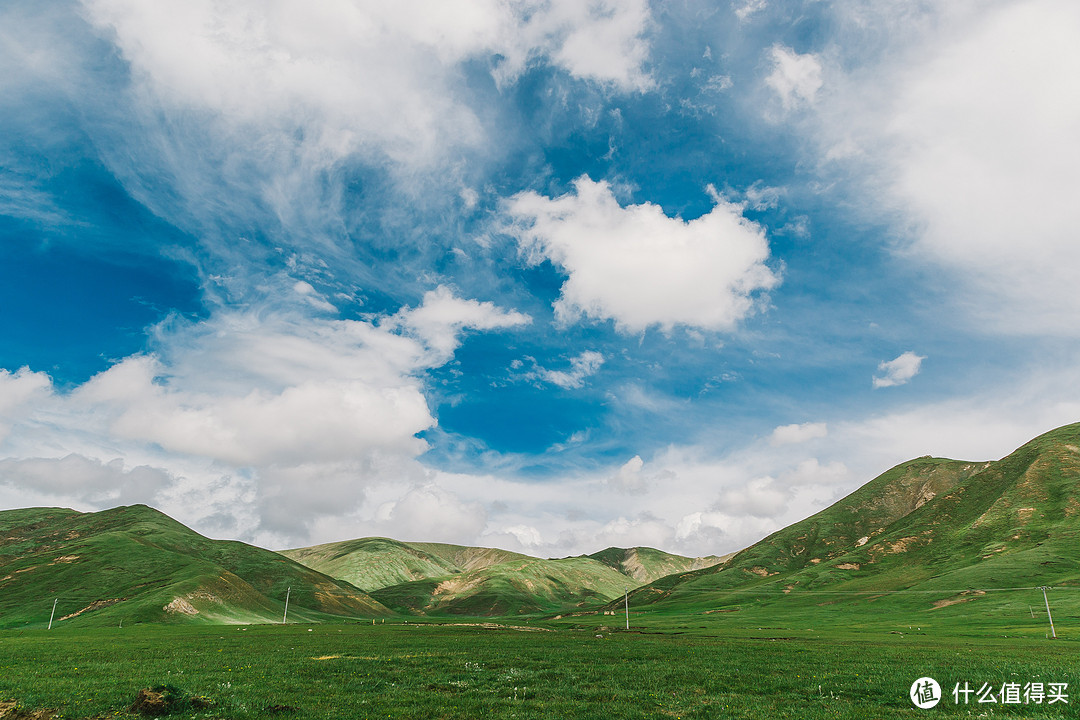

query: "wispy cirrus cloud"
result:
(538, 351), (605, 390)
(81, 0), (653, 170)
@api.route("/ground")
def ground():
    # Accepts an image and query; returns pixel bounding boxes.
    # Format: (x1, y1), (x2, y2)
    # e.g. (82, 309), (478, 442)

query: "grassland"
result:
(0, 618), (1076, 719)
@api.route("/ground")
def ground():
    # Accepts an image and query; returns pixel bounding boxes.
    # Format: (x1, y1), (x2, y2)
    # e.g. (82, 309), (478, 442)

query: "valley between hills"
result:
(2, 422), (1079, 633)
(2, 423), (1080, 719)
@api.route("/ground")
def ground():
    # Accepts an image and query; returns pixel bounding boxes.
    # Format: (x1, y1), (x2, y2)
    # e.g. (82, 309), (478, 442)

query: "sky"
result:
(2, 0), (1080, 558)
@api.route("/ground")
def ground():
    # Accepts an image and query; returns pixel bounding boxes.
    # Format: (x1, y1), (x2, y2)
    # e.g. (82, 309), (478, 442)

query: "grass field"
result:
(1, 618), (1076, 719)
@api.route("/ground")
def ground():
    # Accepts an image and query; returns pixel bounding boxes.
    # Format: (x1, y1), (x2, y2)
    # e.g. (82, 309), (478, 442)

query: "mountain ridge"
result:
(282, 537), (723, 615)
(0, 503), (390, 628)
(621, 422), (1080, 617)
(4, 421), (1079, 626)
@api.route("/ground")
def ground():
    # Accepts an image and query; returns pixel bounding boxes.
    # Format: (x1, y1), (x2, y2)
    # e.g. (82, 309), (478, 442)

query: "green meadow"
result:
(1, 617), (1077, 719)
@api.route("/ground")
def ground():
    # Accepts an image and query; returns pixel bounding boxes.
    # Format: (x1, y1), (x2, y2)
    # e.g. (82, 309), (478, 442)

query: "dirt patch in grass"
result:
(886, 537), (918, 553)
(433, 576), (484, 597)
(931, 590), (986, 610)
(129, 686), (213, 716)
(163, 597), (198, 616)
(0, 701), (57, 719)
(438, 623), (554, 632)
(58, 598), (123, 622)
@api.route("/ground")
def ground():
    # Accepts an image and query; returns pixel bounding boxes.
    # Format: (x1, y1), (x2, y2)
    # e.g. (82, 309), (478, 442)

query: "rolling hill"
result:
(623, 422), (1080, 624)
(369, 555), (638, 616)
(284, 536), (728, 615)
(0, 504), (391, 629)
(6, 421), (1080, 628)
(586, 546), (729, 583)
(280, 537), (530, 592)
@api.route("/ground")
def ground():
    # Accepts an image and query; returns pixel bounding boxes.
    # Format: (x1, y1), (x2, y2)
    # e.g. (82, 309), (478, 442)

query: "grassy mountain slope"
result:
(282, 538), (531, 592)
(586, 546), (729, 583)
(626, 423), (1080, 623)
(285, 538), (728, 615)
(405, 541), (530, 572)
(0, 504), (390, 628)
(280, 537), (462, 592)
(370, 556), (638, 616)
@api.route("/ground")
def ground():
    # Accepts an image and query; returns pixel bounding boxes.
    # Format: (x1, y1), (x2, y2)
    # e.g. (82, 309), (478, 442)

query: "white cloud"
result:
(873, 351), (925, 389)
(608, 455), (647, 495)
(505, 176), (779, 333)
(375, 483), (488, 543)
(804, 1), (1080, 334)
(742, 182), (783, 210)
(80, 356), (433, 468)
(239, 360), (1080, 556)
(539, 350), (605, 389)
(0, 368), (52, 443)
(778, 458), (849, 488)
(735, 0), (768, 22)
(487, 524), (545, 549)
(884, 1), (1080, 332)
(765, 45), (822, 110)
(524, 0), (653, 92)
(716, 475), (789, 517)
(0, 454), (174, 506)
(0, 286), (528, 540)
(81, 0), (652, 171)
(589, 513), (674, 551)
(386, 286), (531, 363)
(770, 421), (828, 446)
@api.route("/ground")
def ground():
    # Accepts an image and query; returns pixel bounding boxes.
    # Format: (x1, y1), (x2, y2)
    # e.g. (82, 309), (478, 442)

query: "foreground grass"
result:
(0, 622), (1076, 719)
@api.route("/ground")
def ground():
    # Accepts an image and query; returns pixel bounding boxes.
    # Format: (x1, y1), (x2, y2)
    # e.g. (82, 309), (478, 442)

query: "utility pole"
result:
(1038, 586), (1056, 639)
(47, 599), (57, 630)
(282, 587), (291, 625)
(624, 588), (629, 630)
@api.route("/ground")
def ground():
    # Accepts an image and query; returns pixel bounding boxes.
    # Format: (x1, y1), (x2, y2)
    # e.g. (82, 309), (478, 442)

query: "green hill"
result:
(280, 537), (462, 592)
(624, 422), (1080, 625)
(370, 556), (639, 616)
(0, 504), (391, 629)
(284, 538), (727, 615)
(586, 546), (729, 583)
(281, 538), (531, 592)
(404, 541), (530, 572)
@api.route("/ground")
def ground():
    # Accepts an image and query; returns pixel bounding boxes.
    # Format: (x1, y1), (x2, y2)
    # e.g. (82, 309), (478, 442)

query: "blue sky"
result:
(2, 0), (1080, 555)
